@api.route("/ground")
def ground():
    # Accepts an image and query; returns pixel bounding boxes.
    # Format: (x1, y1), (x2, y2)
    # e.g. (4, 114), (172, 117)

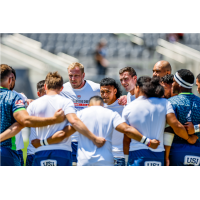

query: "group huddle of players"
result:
(1, 60), (200, 166)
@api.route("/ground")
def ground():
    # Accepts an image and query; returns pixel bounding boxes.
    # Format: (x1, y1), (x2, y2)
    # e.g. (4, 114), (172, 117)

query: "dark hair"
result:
(37, 80), (45, 91)
(119, 67), (137, 77)
(89, 96), (104, 104)
(197, 73), (200, 82)
(100, 78), (122, 99)
(9, 66), (16, 79)
(177, 69), (194, 84)
(161, 74), (174, 84)
(45, 71), (63, 90)
(0, 64), (12, 81)
(136, 76), (164, 98)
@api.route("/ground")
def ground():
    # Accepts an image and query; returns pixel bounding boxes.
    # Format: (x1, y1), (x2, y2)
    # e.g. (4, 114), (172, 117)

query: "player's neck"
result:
(0, 82), (9, 89)
(46, 90), (60, 95)
(107, 96), (117, 105)
(179, 88), (192, 94)
(130, 89), (135, 95)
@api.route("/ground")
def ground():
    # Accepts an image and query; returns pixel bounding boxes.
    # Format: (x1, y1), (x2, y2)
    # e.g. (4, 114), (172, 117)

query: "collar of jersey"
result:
(178, 92), (193, 95)
(137, 95), (147, 100)
(0, 86), (8, 89)
(104, 99), (119, 108)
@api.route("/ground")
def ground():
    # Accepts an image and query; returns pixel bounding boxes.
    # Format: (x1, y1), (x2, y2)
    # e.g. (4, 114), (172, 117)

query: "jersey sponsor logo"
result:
(184, 155), (200, 166)
(15, 100), (24, 106)
(77, 95), (81, 99)
(186, 110), (192, 122)
(40, 159), (57, 166)
(74, 103), (89, 107)
(144, 161), (162, 166)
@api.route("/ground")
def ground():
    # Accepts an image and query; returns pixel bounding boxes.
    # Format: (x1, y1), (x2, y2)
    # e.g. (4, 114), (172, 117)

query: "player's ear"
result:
(44, 83), (47, 90)
(114, 88), (117, 95)
(60, 86), (64, 92)
(37, 91), (41, 97)
(82, 72), (85, 79)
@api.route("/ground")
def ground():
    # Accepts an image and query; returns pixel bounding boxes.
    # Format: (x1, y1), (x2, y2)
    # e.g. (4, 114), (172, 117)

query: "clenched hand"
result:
(54, 109), (65, 123)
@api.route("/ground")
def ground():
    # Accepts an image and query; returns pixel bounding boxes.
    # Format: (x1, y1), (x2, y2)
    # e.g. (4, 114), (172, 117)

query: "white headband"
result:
(174, 72), (193, 89)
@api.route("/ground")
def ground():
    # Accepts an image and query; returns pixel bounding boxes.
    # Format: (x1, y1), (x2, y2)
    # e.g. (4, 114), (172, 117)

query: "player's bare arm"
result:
(0, 122), (24, 142)
(31, 125), (76, 148)
(32, 113), (106, 148)
(118, 95), (127, 105)
(13, 109), (65, 127)
(184, 122), (200, 135)
(166, 113), (198, 144)
(115, 122), (160, 149)
(164, 146), (171, 166)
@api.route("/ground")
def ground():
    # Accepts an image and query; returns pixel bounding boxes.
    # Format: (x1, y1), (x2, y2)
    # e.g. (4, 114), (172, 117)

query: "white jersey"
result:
(76, 106), (125, 166)
(12, 90), (28, 150)
(60, 80), (100, 142)
(122, 96), (174, 152)
(127, 92), (135, 105)
(27, 128), (37, 155)
(27, 94), (76, 153)
(104, 100), (124, 158)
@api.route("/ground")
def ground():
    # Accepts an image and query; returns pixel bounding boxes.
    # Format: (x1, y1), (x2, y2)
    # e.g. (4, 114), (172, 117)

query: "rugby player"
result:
(9, 66), (27, 166)
(0, 65), (65, 166)
(26, 80), (46, 166)
(118, 67), (137, 104)
(196, 73), (200, 94)
(27, 72), (105, 166)
(100, 78), (125, 166)
(118, 67), (138, 164)
(167, 69), (200, 166)
(32, 96), (160, 166)
(160, 74), (174, 99)
(122, 76), (197, 166)
(152, 60), (172, 78)
(60, 62), (101, 165)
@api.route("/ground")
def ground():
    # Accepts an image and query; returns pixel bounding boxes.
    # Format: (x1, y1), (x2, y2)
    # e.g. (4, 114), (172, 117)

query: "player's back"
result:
(27, 94), (75, 153)
(123, 96), (171, 152)
(77, 106), (124, 166)
(168, 93), (200, 142)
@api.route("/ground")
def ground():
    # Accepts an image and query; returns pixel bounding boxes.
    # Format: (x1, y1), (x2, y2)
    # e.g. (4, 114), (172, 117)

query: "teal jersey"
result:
(0, 87), (26, 150)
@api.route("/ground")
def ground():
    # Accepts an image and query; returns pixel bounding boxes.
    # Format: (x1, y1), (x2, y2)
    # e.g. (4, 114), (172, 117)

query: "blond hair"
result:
(68, 62), (84, 74)
(45, 71), (63, 90)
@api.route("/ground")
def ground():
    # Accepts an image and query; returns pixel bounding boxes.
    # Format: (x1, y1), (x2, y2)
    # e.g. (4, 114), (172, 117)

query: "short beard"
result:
(10, 83), (15, 91)
(71, 81), (83, 89)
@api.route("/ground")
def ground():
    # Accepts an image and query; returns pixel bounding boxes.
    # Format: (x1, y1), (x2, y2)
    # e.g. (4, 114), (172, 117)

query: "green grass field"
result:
(22, 140), (29, 165)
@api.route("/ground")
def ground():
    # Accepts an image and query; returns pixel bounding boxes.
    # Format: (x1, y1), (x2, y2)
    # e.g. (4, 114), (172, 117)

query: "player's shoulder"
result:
(193, 94), (200, 101)
(58, 94), (73, 104)
(168, 95), (180, 104)
(86, 80), (100, 91)
(62, 82), (72, 90)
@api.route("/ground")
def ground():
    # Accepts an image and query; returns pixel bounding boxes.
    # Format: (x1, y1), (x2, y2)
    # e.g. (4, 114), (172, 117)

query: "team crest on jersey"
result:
(77, 95), (81, 99)
(15, 100), (24, 106)
(144, 161), (161, 166)
(184, 156), (200, 166)
(40, 160), (57, 166)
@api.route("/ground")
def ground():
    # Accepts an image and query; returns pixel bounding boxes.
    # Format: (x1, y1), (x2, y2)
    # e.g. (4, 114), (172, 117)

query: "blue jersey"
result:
(0, 87), (26, 150)
(168, 93), (200, 142)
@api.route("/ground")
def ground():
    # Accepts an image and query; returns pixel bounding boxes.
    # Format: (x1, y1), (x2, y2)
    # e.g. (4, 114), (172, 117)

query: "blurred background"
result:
(1, 33), (200, 98)
(1, 33), (200, 161)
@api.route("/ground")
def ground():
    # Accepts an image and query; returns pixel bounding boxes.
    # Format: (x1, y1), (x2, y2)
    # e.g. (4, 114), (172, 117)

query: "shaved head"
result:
(153, 60), (172, 78)
(89, 96), (104, 106)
